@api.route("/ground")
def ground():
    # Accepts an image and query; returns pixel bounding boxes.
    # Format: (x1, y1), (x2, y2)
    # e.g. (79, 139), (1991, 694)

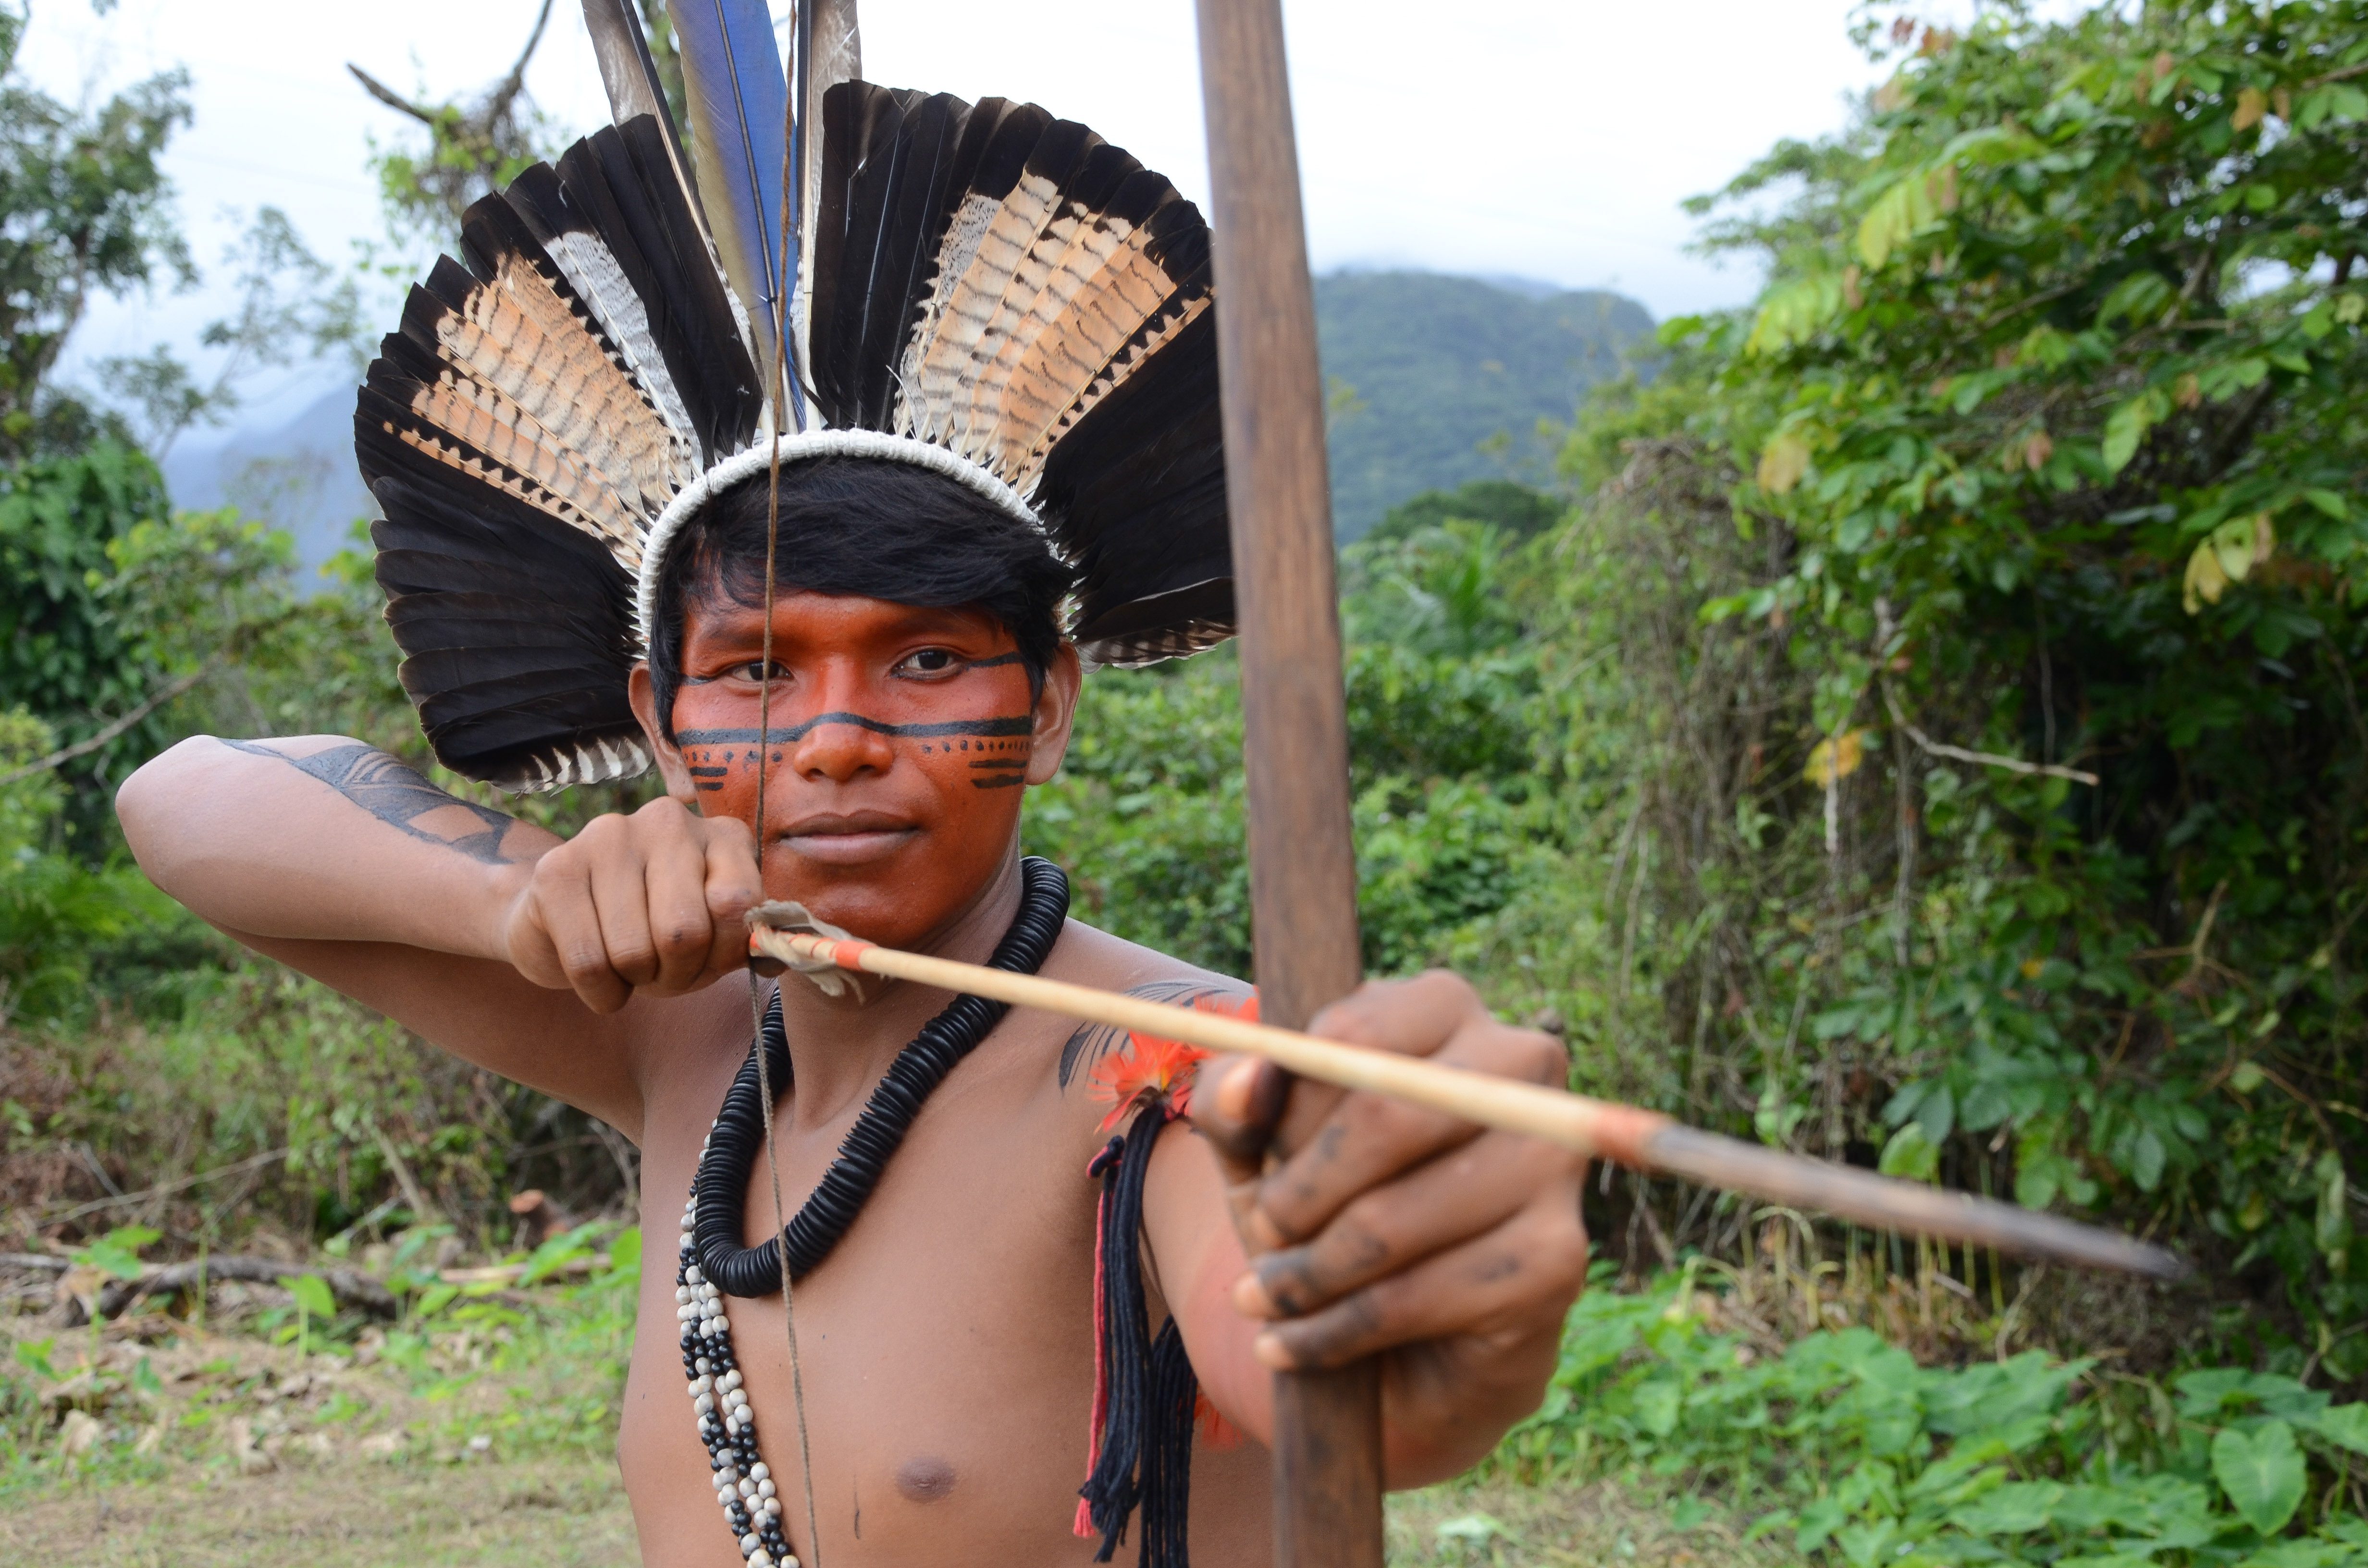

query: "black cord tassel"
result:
(1080, 1099), (1199, 1568)
(695, 856), (1070, 1297)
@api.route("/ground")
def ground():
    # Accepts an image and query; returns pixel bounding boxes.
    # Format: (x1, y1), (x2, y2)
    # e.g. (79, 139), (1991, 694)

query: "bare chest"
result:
(616, 1013), (1237, 1567)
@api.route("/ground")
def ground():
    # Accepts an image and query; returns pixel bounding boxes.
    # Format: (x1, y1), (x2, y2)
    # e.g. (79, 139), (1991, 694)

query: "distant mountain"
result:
(162, 387), (374, 575)
(159, 270), (1656, 565)
(1314, 270), (1654, 539)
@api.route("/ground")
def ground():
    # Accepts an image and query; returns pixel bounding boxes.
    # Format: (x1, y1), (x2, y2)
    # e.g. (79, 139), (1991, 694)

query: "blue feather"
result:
(671, 0), (802, 426)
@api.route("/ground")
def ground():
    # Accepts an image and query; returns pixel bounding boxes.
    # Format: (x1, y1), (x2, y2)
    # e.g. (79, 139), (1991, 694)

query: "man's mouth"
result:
(777, 810), (920, 865)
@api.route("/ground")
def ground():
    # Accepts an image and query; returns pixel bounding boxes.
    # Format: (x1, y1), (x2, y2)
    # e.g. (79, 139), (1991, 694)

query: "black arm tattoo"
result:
(224, 740), (519, 864)
(1058, 979), (1253, 1089)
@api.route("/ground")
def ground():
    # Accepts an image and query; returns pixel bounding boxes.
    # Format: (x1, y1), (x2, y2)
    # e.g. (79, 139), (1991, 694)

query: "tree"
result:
(350, 0), (566, 243)
(97, 207), (365, 457)
(1563, 0), (2368, 1347)
(0, 1), (191, 461)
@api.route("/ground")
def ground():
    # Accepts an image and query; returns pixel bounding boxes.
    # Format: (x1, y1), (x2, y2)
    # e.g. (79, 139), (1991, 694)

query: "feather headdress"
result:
(356, 0), (1233, 793)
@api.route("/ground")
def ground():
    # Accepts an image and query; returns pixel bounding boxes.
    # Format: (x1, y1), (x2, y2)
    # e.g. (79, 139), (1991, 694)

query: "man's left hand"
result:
(1191, 971), (1589, 1481)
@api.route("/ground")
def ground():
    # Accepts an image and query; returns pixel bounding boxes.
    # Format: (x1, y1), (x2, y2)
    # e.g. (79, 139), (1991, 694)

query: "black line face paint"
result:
(681, 713), (1038, 789)
(677, 713), (1034, 745)
(666, 592), (1048, 952)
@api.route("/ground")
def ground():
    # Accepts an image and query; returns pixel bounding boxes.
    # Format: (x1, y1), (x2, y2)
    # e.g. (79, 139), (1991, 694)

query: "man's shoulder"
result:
(1040, 918), (1249, 1097)
(1044, 916), (1246, 998)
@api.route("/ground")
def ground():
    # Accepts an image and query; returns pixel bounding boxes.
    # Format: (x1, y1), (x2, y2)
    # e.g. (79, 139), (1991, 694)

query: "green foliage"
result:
(72, 1224), (158, 1283)
(1480, 0), (2368, 1357)
(1513, 1270), (2368, 1565)
(0, 705), (187, 1020)
(1369, 479), (1571, 546)
(354, 0), (565, 249)
(0, 441), (174, 825)
(98, 208), (365, 455)
(1028, 525), (1551, 978)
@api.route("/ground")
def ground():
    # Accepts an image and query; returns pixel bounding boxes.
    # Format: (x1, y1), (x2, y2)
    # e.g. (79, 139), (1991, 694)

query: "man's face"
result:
(629, 588), (1079, 953)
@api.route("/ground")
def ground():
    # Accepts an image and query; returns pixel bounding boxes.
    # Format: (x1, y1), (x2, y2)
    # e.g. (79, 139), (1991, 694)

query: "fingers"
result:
(526, 852), (633, 1014)
(1242, 973), (1565, 1252)
(1231, 1133), (1552, 1319)
(698, 814), (762, 980)
(1192, 1055), (1290, 1186)
(1246, 1182), (1588, 1372)
(502, 800), (758, 1011)
(1259, 973), (1494, 1156)
(589, 825), (661, 988)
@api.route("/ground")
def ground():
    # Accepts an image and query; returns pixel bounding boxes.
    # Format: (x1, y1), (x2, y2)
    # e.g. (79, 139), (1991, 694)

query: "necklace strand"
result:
(680, 860), (1070, 1565)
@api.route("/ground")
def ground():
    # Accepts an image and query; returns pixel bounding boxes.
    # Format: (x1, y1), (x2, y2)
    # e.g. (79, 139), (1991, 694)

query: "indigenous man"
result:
(117, 32), (1589, 1568)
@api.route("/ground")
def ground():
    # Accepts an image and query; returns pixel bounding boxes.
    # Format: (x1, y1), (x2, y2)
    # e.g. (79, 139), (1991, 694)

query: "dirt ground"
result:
(1, 1453), (640, 1566)
(0, 1298), (1783, 1568)
(1, 1452), (1780, 1568)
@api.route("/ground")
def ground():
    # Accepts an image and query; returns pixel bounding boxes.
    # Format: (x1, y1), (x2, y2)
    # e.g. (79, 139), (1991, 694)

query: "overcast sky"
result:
(22, 0), (1898, 438)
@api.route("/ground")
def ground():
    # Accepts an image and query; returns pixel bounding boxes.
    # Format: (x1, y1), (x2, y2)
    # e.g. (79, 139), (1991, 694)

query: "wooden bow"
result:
(1191, 3), (1388, 1562)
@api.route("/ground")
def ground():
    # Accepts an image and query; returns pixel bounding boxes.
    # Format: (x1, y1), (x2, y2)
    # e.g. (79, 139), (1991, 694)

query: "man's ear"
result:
(629, 663), (700, 804)
(1025, 643), (1084, 786)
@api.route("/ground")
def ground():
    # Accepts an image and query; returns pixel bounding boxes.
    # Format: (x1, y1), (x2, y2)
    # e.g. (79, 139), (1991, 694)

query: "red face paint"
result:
(666, 590), (1043, 953)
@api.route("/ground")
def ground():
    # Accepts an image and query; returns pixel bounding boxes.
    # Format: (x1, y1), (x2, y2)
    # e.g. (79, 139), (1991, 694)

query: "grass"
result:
(0, 1452), (638, 1566)
(0, 1270), (1787, 1568)
(0, 1448), (1780, 1568)
(1388, 1474), (1796, 1568)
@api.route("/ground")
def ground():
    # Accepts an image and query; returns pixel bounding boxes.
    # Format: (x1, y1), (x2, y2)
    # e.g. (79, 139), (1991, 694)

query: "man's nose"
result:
(786, 667), (896, 782)
(789, 715), (895, 782)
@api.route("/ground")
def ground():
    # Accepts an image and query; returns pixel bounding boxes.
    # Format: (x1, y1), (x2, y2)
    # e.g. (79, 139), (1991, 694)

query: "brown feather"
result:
(1017, 288), (1211, 490)
(397, 368), (646, 565)
(992, 219), (1195, 489)
(909, 165), (1071, 453)
(376, 412), (617, 556)
(428, 256), (693, 526)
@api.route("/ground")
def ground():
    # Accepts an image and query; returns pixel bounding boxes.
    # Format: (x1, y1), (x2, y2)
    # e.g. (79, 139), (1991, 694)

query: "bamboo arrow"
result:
(748, 921), (2188, 1282)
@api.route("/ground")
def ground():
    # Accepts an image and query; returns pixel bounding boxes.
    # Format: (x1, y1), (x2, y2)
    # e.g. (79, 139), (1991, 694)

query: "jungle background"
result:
(11, 0), (2368, 1564)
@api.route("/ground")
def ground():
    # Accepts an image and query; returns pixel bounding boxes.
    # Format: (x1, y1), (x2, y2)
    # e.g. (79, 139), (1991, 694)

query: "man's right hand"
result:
(499, 797), (765, 1013)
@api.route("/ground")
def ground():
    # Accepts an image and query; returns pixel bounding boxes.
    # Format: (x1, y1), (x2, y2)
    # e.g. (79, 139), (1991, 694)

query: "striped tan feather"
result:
(428, 258), (691, 524)
(381, 416), (617, 553)
(1018, 288), (1212, 487)
(907, 168), (1066, 455)
(537, 226), (705, 456)
(399, 369), (646, 564)
(894, 191), (1006, 439)
(942, 197), (1104, 471)
(989, 220), (1189, 489)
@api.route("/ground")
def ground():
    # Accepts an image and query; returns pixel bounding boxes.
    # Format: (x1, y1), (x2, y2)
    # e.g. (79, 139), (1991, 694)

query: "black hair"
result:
(646, 456), (1075, 742)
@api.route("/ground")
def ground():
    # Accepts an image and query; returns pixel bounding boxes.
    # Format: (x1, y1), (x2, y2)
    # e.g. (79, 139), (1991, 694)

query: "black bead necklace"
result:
(672, 857), (1071, 1567)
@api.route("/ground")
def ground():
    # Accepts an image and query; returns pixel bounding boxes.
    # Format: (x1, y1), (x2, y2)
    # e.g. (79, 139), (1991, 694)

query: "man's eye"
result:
(736, 661), (791, 682)
(904, 649), (957, 674)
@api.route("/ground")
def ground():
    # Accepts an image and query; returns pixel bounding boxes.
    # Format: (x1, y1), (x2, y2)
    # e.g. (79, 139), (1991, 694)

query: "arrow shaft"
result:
(748, 925), (2187, 1281)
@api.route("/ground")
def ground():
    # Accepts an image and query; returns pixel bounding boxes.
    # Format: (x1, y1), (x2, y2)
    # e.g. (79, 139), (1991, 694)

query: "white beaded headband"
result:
(631, 430), (1046, 651)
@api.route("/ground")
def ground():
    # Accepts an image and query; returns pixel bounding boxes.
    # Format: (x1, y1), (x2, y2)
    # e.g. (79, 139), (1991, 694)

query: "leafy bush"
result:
(1514, 1269), (2368, 1566)
(1028, 521), (1553, 978)
(1459, 0), (2368, 1362)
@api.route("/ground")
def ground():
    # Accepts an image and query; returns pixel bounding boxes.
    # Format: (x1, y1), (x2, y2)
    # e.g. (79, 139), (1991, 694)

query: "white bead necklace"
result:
(677, 1153), (798, 1568)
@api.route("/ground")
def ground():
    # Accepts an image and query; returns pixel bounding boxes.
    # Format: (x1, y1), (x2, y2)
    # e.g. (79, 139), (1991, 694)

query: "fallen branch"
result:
(437, 1252), (612, 1286)
(0, 1251), (70, 1275)
(96, 1255), (399, 1321)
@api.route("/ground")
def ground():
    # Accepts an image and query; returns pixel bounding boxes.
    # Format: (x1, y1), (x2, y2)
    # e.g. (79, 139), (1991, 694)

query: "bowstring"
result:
(748, 10), (821, 1563)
